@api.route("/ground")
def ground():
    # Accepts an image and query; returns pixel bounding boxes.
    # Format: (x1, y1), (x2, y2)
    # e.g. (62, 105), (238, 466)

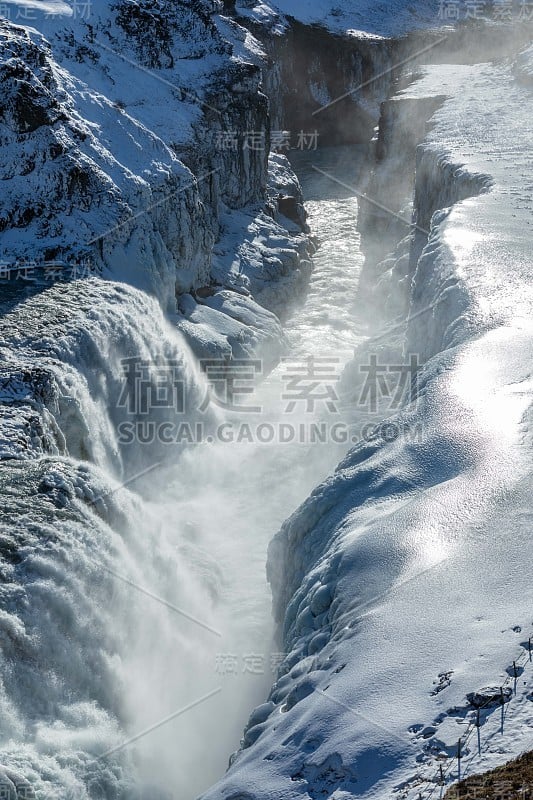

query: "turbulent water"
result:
(0, 147), (368, 799)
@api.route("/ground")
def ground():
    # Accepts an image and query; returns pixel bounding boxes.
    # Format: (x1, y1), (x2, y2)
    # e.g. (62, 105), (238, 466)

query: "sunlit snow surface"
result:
(203, 49), (533, 800)
(235, 0), (441, 36)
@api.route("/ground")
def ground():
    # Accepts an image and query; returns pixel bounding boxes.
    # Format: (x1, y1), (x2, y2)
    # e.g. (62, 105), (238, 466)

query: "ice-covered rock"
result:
(0, 1), (312, 338)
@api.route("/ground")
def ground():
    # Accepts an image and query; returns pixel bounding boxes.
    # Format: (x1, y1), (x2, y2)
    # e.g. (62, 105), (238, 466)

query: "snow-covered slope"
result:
(203, 37), (533, 800)
(0, 0), (312, 351)
(235, 0), (441, 37)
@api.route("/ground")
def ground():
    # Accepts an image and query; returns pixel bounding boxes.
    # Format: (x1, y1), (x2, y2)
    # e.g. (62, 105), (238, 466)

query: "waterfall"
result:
(0, 145), (369, 799)
(0, 278), (225, 799)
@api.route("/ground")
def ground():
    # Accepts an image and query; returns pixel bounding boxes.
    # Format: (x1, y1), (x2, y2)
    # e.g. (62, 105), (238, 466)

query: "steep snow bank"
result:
(203, 36), (533, 800)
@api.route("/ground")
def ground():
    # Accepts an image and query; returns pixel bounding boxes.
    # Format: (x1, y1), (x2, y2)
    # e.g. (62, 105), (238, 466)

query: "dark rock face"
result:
(189, 59), (270, 211)
(0, 24), (64, 134)
(467, 686), (512, 708)
(278, 194), (306, 228)
(112, 0), (229, 67)
(254, 19), (399, 146)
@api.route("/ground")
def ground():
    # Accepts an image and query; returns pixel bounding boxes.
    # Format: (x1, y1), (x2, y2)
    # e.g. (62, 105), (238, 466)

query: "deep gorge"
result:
(0, 4), (532, 800)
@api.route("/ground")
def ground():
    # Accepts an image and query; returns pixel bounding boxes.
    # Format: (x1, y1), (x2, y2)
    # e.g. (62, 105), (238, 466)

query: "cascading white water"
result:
(103, 146), (369, 799)
(0, 279), (218, 799)
(0, 146), (368, 800)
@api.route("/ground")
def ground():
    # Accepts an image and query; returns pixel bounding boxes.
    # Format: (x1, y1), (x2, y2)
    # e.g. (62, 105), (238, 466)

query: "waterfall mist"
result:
(0, 146), (369, 799)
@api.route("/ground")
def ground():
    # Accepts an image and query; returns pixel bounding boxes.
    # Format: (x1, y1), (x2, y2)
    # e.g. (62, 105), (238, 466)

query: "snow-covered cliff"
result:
(0, 0), (314, 362)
